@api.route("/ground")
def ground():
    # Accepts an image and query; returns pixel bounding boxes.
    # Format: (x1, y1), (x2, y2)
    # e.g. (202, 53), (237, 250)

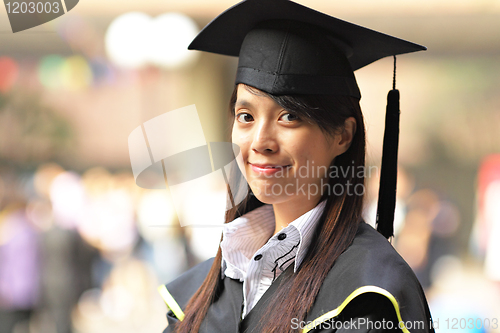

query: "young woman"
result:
(159, 0), (434, 332)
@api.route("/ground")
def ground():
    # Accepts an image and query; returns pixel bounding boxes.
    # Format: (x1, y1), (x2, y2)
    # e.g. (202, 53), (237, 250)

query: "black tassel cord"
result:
(376, 55), (399, 239)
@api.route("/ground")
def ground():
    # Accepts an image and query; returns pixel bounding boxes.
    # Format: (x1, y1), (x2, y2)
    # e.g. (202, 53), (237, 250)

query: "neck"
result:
(272, 195), (322, 235)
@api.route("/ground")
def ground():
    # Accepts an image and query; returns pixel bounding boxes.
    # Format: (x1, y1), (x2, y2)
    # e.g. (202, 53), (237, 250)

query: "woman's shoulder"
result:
(306, 222), (434, 332)
(162, 257), (215, 310)
(337, 221), (416, 279)
(319, 221), (425, 293)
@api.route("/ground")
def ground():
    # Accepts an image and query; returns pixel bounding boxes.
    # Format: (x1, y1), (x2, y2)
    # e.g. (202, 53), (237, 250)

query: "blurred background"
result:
(0, 0), (499, 332)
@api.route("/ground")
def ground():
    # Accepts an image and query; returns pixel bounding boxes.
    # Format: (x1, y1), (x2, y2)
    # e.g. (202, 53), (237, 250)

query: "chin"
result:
(250, 186), (292, 205)
(252, 193), (279, 204)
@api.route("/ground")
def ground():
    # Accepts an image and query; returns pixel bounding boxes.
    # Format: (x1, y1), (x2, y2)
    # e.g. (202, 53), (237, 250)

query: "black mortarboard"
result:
(188, 0), (426, 238)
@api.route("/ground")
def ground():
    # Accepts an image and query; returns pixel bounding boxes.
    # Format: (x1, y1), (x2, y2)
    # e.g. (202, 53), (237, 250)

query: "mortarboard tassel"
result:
(376, 56), (399, 239)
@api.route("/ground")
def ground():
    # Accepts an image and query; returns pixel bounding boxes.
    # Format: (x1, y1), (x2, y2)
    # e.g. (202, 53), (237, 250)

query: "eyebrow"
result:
(235, 99), (253, 109)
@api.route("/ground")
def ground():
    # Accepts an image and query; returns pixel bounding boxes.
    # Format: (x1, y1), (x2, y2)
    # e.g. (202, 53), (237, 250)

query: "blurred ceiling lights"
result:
(105, 12), (199, 69)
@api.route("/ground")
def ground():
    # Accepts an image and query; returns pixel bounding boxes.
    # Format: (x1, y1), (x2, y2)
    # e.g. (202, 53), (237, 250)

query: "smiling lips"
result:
(249, 163), (291, 175)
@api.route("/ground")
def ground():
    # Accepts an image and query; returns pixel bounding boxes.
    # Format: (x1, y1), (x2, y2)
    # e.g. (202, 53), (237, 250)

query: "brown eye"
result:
(236, 113), (254, 123)
(280, 113), (299, 122)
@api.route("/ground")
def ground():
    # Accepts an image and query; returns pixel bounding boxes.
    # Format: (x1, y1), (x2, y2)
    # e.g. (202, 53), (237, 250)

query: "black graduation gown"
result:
(159, 222), (435, 333)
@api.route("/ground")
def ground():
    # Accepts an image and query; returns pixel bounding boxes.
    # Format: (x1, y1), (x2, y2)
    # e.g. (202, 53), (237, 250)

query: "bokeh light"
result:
(38, 55), (65, 90)
(105, 12), (152, 69)
(137, 191), (176, 229)
(0, 57), (19, 93)
(148, 13), (199, 69)
(105, 12), (199, 69)
(60, 55), (93, 91)
(49, 171), (86, 229)
(89, 57), (116, 86)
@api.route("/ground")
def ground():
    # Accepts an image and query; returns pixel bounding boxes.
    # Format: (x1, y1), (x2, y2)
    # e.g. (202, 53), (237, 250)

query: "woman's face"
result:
(231, 84), (354, 206)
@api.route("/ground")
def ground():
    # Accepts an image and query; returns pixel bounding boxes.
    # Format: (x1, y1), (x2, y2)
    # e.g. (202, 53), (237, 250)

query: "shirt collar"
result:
(221, 199), (326, 277)
(287, 199), (326, 271)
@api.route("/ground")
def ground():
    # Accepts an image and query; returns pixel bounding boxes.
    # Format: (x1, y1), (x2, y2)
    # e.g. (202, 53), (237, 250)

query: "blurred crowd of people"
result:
(1, 160), (500, 333)
(0, 163), (216, 333)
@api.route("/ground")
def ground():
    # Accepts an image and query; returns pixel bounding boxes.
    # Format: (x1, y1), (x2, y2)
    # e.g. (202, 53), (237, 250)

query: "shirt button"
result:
(254, 254), (263, 261)
(277, 233), (287, 240)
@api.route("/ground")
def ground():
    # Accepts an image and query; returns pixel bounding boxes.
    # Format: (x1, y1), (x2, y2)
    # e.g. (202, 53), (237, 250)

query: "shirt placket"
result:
(242, 245), (266, 317)
(243, 230), (301, 317)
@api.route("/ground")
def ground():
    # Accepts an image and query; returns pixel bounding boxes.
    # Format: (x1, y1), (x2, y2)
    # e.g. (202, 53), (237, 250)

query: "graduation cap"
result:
(188, 0), (426, 239)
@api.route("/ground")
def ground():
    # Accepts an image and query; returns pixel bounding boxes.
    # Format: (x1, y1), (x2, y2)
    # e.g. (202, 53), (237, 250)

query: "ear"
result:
(337, 117), (356, 154)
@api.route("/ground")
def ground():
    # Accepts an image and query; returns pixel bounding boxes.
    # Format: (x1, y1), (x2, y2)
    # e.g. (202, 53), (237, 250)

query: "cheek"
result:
(232, 127), (253, 152)
(288, 132), (324, 162)
(231, 129), (251, 175)
(297, 134), (335, 167)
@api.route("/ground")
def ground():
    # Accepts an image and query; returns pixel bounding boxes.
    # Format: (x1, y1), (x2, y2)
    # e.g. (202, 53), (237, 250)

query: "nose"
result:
(250, 120), (278, 154)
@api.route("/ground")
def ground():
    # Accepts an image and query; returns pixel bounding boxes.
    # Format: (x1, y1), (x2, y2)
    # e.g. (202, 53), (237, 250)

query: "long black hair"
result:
(176, 84), (366, 333)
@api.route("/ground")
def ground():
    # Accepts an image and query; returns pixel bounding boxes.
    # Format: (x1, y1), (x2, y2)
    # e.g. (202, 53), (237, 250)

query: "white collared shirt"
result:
(220, 200), (326, 318)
